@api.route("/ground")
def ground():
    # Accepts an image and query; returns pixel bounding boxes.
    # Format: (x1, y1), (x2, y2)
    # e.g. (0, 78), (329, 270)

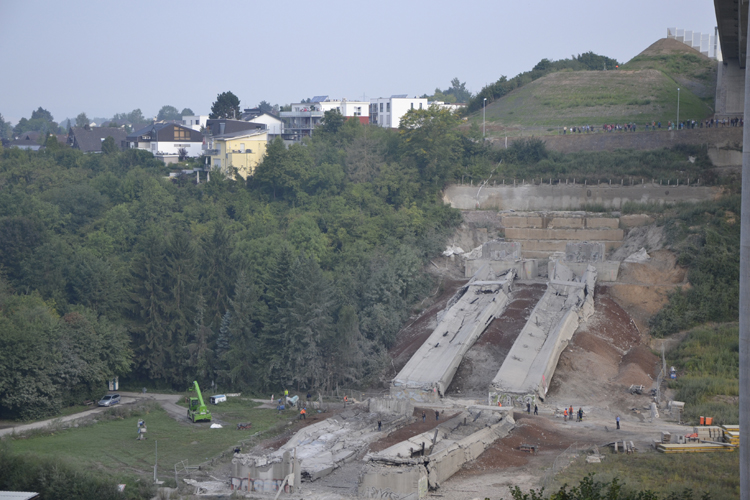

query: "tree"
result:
(75, 112), (89, 128)
(31, 107), (53, 122)
(258, 100), (274, 115)
(180, 108), (194, 116)
(224, 271), (263, 388)
(0, 113), (13, 139)
(446, 77), (472, 103)
(209, 91), (240, 119)
(320, 109), (344, 136)
(101, 136), (117, 154)
(399, 105), (462, 188)
(157, 105), (181, 121)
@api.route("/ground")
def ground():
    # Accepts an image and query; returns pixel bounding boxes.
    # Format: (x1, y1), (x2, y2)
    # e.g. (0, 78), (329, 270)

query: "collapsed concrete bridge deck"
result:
(490, 261), (596, 402)
(391, 265), (515, 401)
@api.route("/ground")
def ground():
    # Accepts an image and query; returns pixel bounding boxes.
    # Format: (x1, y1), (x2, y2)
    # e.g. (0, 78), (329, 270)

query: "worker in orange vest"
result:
(343, 395), (348, 405)
(563, 408), (568, 422)
(299, 408), (306, 420)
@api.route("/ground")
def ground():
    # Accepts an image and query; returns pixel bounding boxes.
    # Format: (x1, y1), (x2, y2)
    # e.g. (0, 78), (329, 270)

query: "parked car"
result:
(98, 394), (121, 407)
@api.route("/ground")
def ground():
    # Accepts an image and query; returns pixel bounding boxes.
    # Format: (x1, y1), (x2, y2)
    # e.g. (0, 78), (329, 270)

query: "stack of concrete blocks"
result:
(490, 260), (597, 402)
(230, 450), (300, 493)
(557, 241), (620, 281)
(391, 265), (515, 402)
(464, 241), (540, 279)
(359, 408), (514, 498)
(501, 213), (624, 261)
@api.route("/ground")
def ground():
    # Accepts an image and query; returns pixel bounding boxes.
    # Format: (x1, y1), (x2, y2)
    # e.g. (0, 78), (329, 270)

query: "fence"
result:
(541, 442), (596, 488)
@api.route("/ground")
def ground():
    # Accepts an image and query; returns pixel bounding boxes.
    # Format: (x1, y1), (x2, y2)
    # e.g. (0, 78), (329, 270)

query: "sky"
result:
(0, 0), (718, 124)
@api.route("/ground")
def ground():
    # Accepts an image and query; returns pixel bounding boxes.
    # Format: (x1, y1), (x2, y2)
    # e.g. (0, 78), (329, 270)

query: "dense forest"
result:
(0, 108), (474, 420)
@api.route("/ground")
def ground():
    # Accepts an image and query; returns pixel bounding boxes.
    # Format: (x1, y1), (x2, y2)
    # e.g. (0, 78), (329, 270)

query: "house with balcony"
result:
(369, 95), (428, 129)
(126, 122), (203, 163)
(205, 127), (268, 179)
(279, 96), (369, 141)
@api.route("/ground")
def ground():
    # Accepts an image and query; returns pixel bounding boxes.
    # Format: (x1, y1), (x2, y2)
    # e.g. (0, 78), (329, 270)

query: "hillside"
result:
(623, 38), (717, 100)
(473, 38), (716, 132)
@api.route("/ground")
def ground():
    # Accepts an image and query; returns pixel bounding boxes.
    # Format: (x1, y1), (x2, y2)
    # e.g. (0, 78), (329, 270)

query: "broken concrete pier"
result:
(490, 260), (596, 402)
(359, 407), (514, 498)
(391, 265), (515, 401)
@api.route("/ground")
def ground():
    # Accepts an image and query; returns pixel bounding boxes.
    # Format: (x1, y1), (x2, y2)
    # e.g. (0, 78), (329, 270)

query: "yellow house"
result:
(208, 129), (268, 179)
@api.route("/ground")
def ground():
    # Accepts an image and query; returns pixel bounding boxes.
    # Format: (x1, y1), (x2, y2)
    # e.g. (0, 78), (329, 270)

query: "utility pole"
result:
(741, 18), (750, 500)
(483, 98), (487, 139)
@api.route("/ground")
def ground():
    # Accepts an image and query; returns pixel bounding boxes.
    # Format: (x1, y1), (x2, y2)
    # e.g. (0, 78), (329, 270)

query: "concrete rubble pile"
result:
(463, 241), (540, 279)
(231, 403), (413, 491)
(491, 259), (597, 401)
(359, 407), (515, 499)
(391, 264), (515, 401)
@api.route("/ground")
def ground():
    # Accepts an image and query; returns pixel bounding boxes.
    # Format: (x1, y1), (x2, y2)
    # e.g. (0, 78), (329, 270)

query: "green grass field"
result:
(551, 451), (739, 498)
(470, 69), (711, 131)
(7, 399), (295, 486)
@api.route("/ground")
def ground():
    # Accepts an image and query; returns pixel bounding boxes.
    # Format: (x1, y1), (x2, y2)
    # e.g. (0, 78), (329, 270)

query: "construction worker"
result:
(300, 408), (306, 420)
(569, 405), (574, 420)
(563, 409), (568, 422)
(526, 402), (531, 414)
(378, 420), (382, 431)
(616, 415), (620, 430)
(534, 404), (538, 415)
(343, 395), (348, 405)
(578, 408), (583, 422)
(284, 389), (288, 399)
(422, 411), (426, 422)
(435, 410), (440, 421)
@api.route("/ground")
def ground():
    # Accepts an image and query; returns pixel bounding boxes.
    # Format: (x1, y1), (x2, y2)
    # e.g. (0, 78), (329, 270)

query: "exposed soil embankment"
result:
(368, 407), (459, 453)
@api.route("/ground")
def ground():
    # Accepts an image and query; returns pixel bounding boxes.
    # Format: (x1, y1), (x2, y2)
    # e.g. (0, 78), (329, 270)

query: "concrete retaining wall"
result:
(359, 465), (427, 499)
(464, 258), (539, 279)
(369, 397), (414, 416)
(503, 215), (619, 229)
(505, 227), (625, 242)
(444, 184), (719, 211)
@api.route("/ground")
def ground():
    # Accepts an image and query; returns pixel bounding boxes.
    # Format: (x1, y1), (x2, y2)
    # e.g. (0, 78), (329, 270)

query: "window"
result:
(411, 103), (414, 109)
(174, 128), (190, 140)
(240, 143), (245, 152)
(419, 103), (423, 110)
(380, 103), (383, 112)
(386, 103), (390, 112)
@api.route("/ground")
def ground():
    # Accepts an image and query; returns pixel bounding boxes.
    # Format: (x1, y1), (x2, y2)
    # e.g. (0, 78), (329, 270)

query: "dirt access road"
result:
(0, 392), (182, 438)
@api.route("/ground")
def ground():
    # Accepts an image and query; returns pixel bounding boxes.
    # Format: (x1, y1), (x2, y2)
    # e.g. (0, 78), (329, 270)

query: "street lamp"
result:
(483, 98), (487, 139)
(676, 88), (680, 130)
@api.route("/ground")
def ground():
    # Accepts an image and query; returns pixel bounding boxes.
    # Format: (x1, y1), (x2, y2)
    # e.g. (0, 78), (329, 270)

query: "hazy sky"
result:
(0, 0), (717, 124)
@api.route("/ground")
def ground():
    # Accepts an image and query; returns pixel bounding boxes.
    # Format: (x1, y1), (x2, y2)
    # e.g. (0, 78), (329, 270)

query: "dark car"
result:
(98, 394), (121, 407)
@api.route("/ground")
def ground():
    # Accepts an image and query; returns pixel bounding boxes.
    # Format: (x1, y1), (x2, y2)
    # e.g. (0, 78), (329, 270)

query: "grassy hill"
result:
(472, 38), (716, 133)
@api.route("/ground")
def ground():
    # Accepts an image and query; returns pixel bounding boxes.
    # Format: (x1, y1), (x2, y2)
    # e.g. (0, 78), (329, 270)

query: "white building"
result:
(369, 95), (428, 129)
(429, 101), (466, 113)
(246, 113), (285, 140)
(125, 122), (204, 164)
(182, 115), (209, 131)
(280, 96), (369, 140)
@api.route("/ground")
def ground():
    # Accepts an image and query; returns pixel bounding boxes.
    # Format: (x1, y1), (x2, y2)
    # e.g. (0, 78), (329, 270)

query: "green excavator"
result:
(187, 381), (212, 423)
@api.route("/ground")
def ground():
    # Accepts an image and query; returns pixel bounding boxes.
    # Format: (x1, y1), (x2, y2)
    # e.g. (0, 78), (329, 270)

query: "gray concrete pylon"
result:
(741, 15), (750, 500)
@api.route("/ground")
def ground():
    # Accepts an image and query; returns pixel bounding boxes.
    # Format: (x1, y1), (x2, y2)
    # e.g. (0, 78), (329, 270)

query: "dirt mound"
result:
(457, 414), (576, 474)
(581, 292), (641, 352)
(614, 345), (660, 387)
(617, 250), (687, 284)
(636, 38), (707, 58)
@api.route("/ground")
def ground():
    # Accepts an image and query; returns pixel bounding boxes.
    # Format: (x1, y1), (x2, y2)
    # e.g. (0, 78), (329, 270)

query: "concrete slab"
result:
(391, 265), (515, 400)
